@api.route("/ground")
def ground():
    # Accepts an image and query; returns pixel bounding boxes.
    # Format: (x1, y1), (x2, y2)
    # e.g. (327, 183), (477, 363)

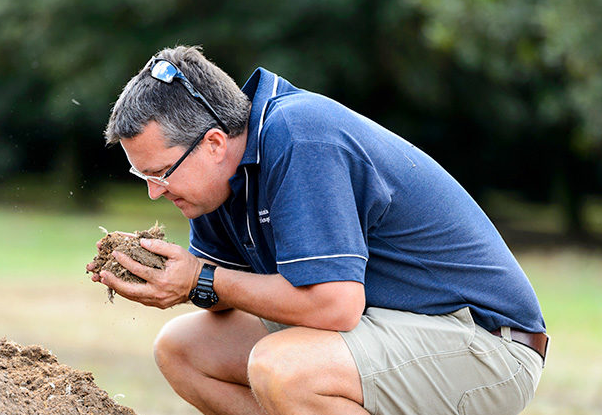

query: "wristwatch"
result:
(189, 263), (219, 308)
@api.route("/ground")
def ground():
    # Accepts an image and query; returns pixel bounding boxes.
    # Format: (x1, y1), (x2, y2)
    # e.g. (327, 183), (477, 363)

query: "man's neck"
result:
(229, 125), (249, 168)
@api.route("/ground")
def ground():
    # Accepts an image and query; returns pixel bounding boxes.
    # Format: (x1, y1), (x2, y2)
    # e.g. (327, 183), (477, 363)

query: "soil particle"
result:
(88, 223), (166, 301)
(0, 338), (136, 415)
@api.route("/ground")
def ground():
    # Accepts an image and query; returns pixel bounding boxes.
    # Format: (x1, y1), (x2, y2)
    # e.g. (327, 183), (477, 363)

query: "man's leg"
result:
(153, 309), (269, 415)
(248, 327), (369, 415)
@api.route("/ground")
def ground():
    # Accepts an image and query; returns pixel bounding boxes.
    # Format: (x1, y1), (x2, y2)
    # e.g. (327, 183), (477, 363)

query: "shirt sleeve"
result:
(265, 140), (390, 287)
(188, 211), (251, 270)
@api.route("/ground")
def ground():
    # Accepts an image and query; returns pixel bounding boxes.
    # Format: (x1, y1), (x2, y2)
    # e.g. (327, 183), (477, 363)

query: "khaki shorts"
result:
(262, 307), (543, 415)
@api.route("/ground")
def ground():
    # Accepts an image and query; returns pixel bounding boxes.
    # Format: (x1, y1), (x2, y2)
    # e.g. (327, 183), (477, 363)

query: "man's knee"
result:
(156, 310), (270, 386)
(247, 331), (310, 401)
(248, 335), (291, 394)
(248, 327), (365, 411)
(153, 314), (193, 371)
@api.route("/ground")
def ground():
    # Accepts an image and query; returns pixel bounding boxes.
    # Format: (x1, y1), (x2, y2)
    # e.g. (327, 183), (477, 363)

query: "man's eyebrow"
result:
(141, 164), (171, 175)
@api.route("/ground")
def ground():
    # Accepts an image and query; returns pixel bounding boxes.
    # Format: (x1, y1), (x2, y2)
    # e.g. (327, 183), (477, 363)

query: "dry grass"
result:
(1, 187), (601, 414)
(2, 249), (601, 415)
(0, 279), (199, 415)
(516, 250), (602, 415)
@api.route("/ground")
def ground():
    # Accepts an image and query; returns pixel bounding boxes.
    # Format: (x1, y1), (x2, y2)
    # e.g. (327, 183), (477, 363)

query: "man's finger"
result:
(99, 270), (172, 308)
(112, 250), (156, 282)
(140, 238), (182, 258)
(99, 270), (149, 302)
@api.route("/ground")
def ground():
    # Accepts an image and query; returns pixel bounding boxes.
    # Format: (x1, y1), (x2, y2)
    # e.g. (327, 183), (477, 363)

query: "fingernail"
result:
(140, 238), (150, 247)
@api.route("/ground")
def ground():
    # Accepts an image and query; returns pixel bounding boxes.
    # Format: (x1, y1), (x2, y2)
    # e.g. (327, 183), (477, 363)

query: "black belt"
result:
(491, 328), (549, 366)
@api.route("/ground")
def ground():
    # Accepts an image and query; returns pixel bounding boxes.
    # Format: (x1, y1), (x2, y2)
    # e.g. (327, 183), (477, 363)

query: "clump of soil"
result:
(88, 223), (167, 301)
(0, 338), (136, 415)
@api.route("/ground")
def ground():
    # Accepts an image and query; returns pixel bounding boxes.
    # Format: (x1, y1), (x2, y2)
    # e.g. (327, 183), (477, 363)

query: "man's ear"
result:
(202, 128), (229, 162)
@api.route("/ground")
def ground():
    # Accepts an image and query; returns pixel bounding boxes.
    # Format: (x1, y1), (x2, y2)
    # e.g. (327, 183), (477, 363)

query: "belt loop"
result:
(501, 326), (512, 343)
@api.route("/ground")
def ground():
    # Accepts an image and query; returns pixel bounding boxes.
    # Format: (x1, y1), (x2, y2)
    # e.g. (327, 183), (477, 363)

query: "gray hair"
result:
(104, 45), (251, 147)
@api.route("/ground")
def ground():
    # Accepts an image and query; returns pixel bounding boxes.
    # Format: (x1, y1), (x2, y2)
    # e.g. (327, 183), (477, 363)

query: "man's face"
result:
(121, 121), (233, 219)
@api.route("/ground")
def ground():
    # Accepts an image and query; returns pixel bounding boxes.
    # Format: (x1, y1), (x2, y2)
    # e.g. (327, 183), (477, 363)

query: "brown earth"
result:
(0, 338), (136, 415)
(88, 223), (167, 301)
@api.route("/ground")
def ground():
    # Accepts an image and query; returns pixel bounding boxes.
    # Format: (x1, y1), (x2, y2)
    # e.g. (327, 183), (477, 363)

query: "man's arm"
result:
(91, 238), (365, 332)
(212, 268), (365, 331)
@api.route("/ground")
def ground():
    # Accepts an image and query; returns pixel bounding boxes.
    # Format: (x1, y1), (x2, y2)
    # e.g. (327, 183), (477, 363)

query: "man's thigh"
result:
(156, 308), (269, 385)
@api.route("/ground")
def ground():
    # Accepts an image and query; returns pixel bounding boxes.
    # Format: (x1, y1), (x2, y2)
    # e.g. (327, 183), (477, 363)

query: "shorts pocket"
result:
(458, 362), (529, 415)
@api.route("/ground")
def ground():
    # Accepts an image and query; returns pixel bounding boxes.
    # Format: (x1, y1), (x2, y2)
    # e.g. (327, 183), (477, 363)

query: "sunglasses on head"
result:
(128, 58), (230, 187)
(149, 58), (230, 134)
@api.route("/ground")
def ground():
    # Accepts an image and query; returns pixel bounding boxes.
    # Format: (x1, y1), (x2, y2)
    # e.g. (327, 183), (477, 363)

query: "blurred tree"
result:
(409, 0), (602, 233)
(0, 0), (600, 234)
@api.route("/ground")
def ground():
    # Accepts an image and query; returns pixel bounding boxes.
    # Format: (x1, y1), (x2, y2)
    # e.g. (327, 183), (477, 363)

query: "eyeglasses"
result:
(129, 58), (230, 186)
(129, 125), (210, 186)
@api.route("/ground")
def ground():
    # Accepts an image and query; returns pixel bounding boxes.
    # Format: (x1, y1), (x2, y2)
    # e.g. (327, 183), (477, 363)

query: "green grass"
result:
(0, 183), (190, 279)
(1, 183), (601, 414)
(517, 250), (602, 414)
(0, 182), (199, 414)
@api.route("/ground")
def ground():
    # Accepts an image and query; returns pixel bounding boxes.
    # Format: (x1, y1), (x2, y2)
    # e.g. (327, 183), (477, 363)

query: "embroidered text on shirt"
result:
(258, 209), (271, 224)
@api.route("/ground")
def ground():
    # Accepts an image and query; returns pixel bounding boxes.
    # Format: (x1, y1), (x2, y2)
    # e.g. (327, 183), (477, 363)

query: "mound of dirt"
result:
(88, 223), (167, 301)
(0, 338), (136, 415)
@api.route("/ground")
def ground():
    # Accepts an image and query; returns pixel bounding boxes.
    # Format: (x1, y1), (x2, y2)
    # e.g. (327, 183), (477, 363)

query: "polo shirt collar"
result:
(239, 67), (280, 166)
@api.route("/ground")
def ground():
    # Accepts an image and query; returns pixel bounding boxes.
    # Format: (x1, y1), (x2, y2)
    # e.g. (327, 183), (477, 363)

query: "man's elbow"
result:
(319, 293), (365, 332)
(330, 310), (362, 332)
(296, 280), (365, 331)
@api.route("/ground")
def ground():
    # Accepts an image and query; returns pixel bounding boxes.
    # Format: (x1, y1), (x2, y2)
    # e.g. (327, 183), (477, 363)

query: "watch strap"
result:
(189, 263), (218, 308)
(197, 263), (217, 286)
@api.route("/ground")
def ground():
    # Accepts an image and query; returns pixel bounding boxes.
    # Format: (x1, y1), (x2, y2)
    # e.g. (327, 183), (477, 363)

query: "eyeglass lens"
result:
(129, 166), (169, 186)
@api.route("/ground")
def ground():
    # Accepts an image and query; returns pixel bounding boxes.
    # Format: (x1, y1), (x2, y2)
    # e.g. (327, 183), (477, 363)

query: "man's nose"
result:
(147, 181), (167, 200)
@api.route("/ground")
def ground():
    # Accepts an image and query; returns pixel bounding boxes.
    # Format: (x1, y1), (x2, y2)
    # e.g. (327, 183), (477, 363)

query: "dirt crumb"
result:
(0, 338), (136, 415)
(88, 223), (167, 301)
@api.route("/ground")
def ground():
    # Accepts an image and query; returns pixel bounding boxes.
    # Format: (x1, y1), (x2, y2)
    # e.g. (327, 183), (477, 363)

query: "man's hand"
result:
(89, 238), (203, 309)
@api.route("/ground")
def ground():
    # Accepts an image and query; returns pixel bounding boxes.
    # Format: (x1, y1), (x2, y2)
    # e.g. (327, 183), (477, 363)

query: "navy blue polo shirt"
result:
(189, 67), (545, 333)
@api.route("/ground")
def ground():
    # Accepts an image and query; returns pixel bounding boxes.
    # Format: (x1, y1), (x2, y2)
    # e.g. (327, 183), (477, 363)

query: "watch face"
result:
(191, 289), (218, 308)
(190, 263), (219, 308)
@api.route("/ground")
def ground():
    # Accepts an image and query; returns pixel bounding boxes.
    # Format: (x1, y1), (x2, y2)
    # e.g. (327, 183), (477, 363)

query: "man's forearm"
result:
(211, 267), (364, 331)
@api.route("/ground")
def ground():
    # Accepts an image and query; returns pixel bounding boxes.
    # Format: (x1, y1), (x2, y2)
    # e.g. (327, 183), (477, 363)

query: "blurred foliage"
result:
(0, 0), (600, 233)
(411, 0), (602, 232)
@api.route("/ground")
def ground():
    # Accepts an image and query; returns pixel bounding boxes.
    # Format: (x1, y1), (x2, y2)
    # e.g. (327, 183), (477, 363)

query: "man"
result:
(88, 45), (548, 415)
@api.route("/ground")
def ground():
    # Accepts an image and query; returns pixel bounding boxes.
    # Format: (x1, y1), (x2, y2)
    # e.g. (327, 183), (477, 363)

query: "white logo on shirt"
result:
(258, 209), (271, 224)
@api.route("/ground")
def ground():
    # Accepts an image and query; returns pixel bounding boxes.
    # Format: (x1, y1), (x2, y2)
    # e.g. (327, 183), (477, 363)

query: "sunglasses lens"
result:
(151, 60), (177, 83)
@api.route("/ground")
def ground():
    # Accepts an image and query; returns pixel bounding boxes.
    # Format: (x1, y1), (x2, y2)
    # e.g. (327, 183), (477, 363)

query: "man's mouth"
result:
(172, 198), (185, 208)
